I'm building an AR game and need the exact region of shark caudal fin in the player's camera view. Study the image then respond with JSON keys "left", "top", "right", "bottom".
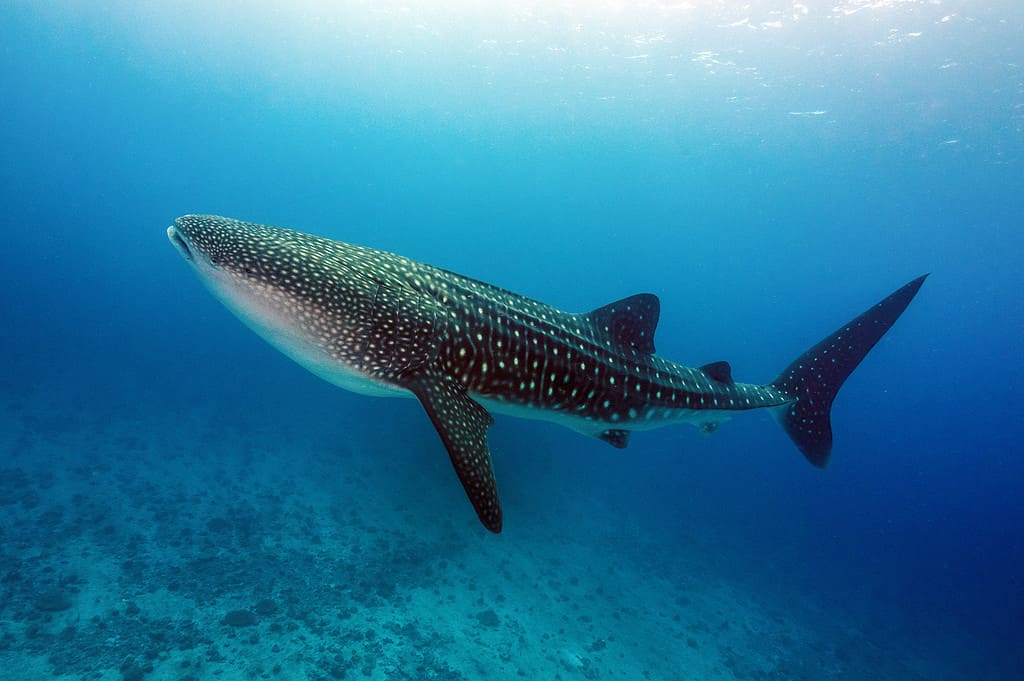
{"left": 771, "top": 275, "right": 928, "bottom": 467}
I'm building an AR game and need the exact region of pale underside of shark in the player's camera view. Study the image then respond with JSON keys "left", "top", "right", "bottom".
{"left": 168, "top": 215, "right": 926, "bottom": 533}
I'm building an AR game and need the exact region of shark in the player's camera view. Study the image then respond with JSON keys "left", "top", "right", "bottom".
{"left": 168, "top": 214, "right": 926, "bottom": 533}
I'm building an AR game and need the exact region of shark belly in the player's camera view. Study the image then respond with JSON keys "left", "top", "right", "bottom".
{"left": 473, "top": 392, "right": 735, "bottom": 437}
{"left": 191, "top": 250, "right": 409, "bottom": 398}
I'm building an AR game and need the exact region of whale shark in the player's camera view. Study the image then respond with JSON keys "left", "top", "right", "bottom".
{"left": 168, "top": 214, "right": 926, "bottom": 532}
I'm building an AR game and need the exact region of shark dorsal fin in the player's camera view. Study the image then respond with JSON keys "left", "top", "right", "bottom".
{"left": 588, "top": 293, "right": 660, "bottom": 355}
{"left": 700, "top": 361, "right": 734, "bottom": 384}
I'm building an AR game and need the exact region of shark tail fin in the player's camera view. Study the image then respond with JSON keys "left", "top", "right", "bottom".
{"left": 770, "top": 275, "right": 928, "bottom": 467}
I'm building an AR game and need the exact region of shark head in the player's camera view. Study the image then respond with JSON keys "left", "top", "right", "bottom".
{"left": 167, "top": 214, "right": 303, "bottom": 321}
{"left": 167, "top": 214, "right": 321, "bottom": 361}
{"left": 167, "top": 214, "right": 403, "bottom": 396}
{"left": 168, "top": 214, "right": 285, "bottom": 281}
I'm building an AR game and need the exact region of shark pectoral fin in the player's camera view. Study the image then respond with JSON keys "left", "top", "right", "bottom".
{"left": 404, "top": 370, "right": 502, "bottom": 533}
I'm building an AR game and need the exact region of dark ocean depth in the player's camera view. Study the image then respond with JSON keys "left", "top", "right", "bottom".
{"left": 1, "top": 2, "right": 1021, "bottom": 680}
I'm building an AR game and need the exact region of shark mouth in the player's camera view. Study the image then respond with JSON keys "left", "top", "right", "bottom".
{"left": 167, "top": 226, "right": 193, "bottom": 262}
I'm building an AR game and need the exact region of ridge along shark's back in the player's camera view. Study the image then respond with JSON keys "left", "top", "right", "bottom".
{"left": 168, "top": 215, "right": 927, "bottom": 533}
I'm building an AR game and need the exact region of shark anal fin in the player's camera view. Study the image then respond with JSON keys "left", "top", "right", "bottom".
{"left": 698, "top": 421, "right": 720, "bottom": 434}
{"left": 404, "top": 370, "right": 502, "bottom": 533}
{"left": 587, "top": 293, "right": 660, "bottom": 355}
{"left": 598, "top": 429, "right": 631, "bottom": 448}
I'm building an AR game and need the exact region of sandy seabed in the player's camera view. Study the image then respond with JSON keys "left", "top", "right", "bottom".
{"left": 0, "top": 381, "right": 991, "bottom": 681}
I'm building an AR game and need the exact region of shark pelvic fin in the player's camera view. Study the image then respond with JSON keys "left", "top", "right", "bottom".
{"left": 587, "top": 293, "right": 660, "bottom": 355}
{"left": 404, "top": 369, "right": 502, "bottom": 533}
{"left": 597, "top": 428, "right": 631, "bottom": 449}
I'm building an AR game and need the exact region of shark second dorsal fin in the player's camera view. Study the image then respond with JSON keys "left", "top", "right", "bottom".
{"left": 587, "top": 293, "right": 660, "bottom": 355}
{"left": 403, "top": 368, "right": 502, "bottom": 533}
{"left": 700, "top": 361, "right": 734, "bottom": 384}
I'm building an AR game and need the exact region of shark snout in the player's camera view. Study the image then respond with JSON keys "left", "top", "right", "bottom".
{"left": 167, "top": 225, "right": 194, "bottom": 262}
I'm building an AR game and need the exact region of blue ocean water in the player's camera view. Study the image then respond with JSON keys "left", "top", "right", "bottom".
{"left": 1, "top": 2, "right": 1021, "bottom": 679}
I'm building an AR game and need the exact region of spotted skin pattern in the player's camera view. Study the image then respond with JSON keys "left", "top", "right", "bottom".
{"left": 168, "top": 215, "right": 926, "bottom": 533}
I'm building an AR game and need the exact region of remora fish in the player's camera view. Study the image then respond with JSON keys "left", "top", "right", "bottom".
{"left": 168, "top": 215, "right": 926, "bottom": 532}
